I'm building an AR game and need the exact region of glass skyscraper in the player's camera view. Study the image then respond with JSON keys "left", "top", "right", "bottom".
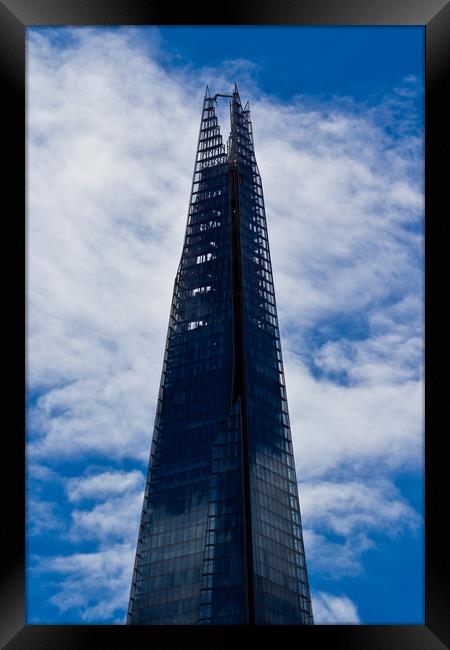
{"left": 127, "top": 86, "right": 313, "bottom": 625}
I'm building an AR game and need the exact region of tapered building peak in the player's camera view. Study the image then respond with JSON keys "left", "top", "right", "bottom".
{"left": 194, "top": 90, "right": 226, "bottom": 173}
{"left": 127, "top": 87, "right": 313, "bottom": 625}
{"left": 223, "top": 87, "right": 254, "bottom": 168}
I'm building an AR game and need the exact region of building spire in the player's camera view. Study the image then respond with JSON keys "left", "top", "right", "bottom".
{"left": 228, "top": 84, "right": 241, "bottom": 165}
{"left": 227, "top": 84, "right": 256, "bottom": 166}
{"left": 127, "top": 87, "right": 314, "bottom": 626}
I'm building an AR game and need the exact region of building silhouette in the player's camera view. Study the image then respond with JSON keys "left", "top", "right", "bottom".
{"left": 127, "top": 85, "right": 313, "bottom": 625}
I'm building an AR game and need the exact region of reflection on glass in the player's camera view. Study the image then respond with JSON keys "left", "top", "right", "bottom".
{"left": 127, "top": 87, "right": 313, "bottom": 625}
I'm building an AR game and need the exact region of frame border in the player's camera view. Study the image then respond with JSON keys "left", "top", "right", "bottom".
{"left": 2, "top": 1, "right": 449, "bottom": 648}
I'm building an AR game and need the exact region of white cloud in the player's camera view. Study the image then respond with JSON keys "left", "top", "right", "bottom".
{"left": 312, "top": 330, "right": 423, "bottom": 386}
{"left": 65, "top": 469, "right": 145, "bottom": 545}
{"left": 303, "top": 528, "right": 374, "bottom": 579}
{"left": 285, "top": 354, "right": 423, "bottom": 480}
{"left": 252, "top": 92, "right": 423, "bottom": 338}
{"left": 27, "top": 498, "right": 65, "bottom": 537}
{"left": 299, "top": 479, "right": 420, "bottom": 579}
{"left": 312, "top": 591, "right": 360, "bottom": 624}
{"left": 32, "top": 466, "right": 145, "bottom": 621}
{"left": 35, "top": 544, "right": 134, "bottom": 622}
{"left": 27, "top": 462, "right": 59, "bottom": 482}
{"left": 66, "top": 469, "right": 144, "bottom": 502}
{"left": 69, "top": 489, "right": 144, "bottom": 545}
{"left": 27, "top": 27, "right": 202, "bottom": 462}
{"left": 300, "top": 479, "right": 420, "bottom": 538}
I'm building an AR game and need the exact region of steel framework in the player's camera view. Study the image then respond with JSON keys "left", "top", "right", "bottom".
{"left": 127, "top": 86, "right": 313, "bottom": 625}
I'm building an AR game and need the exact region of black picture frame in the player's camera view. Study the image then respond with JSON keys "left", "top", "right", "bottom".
{"left": 2, "top": 1, "right": 449, "bottom": 648}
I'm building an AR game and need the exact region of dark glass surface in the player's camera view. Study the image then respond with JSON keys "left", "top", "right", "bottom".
{"left": 229, "top": 94, "right": 313, "bottom": 624}
{"left": 128, "top": 87, "right": 313, "bottom": 625}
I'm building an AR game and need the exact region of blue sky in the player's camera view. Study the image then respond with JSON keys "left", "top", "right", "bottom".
{"left": 156, "top": 26, "right": 423, "bottom": 101}
{"left": 26, "top": 26, "right": 424, "bottom": 625}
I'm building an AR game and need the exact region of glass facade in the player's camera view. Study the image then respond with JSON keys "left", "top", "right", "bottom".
{"left": 127, "top": 86, "right": 313, "bottom": 625}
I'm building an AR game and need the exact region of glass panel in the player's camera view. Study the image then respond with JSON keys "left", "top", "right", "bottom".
{"left": 127, "top": 88, "right": 313, "bottom": 625}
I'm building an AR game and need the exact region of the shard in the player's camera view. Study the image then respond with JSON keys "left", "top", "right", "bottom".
{"left": 127, "top": 85, "right": 314, "bottom": 625}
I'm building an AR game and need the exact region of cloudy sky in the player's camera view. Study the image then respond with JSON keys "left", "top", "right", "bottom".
{"left": 26, "top": 26, "right": 424, "bottom": 625}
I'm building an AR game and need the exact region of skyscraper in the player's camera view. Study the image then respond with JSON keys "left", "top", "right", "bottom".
{"left": 127, "top": 85, "right": 313, "bottom": 625}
